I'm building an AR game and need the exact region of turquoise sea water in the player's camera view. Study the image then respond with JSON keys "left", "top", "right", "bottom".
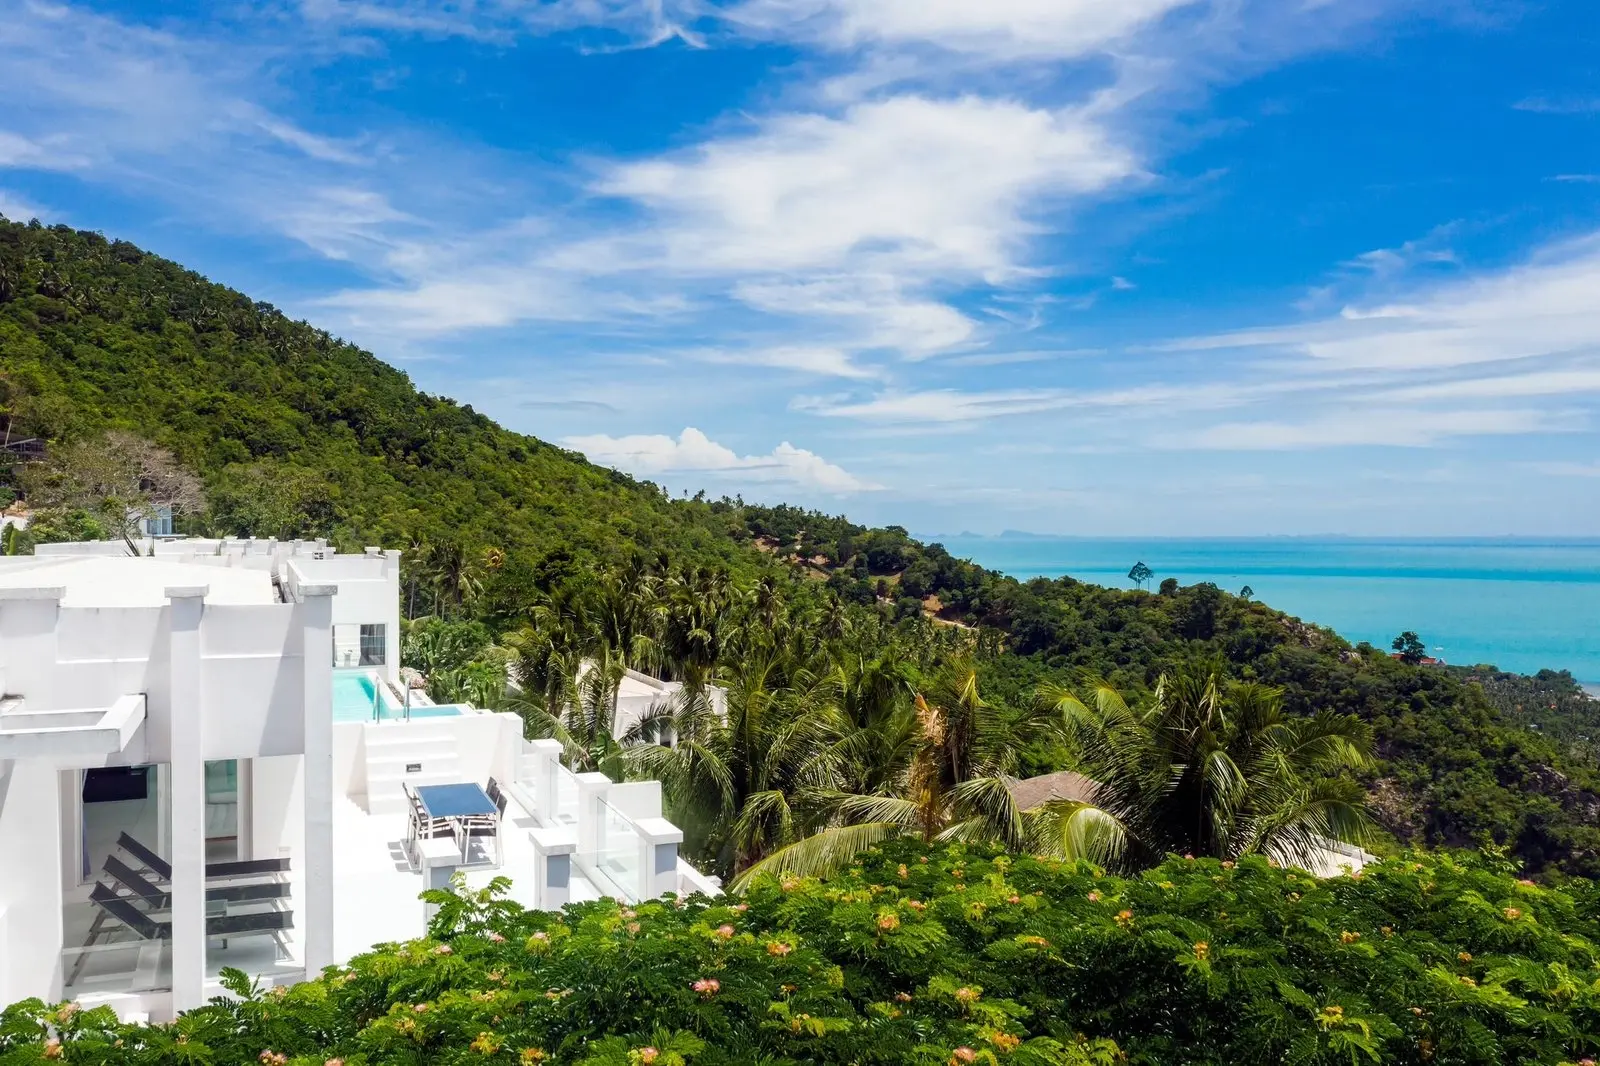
{"left": 930, "top": 537, "right": 1600, "bottom": 687}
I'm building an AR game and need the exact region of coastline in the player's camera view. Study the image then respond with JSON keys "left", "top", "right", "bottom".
{"left": 933, "top": 535, "right": 1600, "bottom": 686}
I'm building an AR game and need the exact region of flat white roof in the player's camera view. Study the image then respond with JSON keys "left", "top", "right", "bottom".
{"left": 0, "top": 556, "right": 276, "bottom": 607}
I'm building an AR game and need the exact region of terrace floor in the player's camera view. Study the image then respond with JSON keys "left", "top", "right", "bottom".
{"left": 331, "top": 788, "right": 606, "bottom": 963}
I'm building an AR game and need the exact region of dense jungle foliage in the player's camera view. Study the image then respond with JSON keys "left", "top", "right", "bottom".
{"left": 4, "top": 843, "right": 1598, "bottom": 1065}
{"left": 2, "top": 217, "right": 1598, "bottom": 881}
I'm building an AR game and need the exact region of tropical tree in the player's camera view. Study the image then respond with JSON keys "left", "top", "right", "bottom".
{"left": 1034, "top": 671, "right": 1375, "bottom": 871}
{"left": 423, "top": 539, "right": 483, "bottom": 618}
{"left": 1127, "top": 561, "right": 1153, "bottom": 590}
{"left": 518, "top": 649, "right": 631, "bottom": 780}
{"left": 728, "top": 664, "right": 1053, "bottom": 886}
{"left": 20, "top": 430, "right": 204, "bottom": 554}
{"left": 1392, "top": 631, "right": 1427, "bottom": 665}
{"left": 628, "top": 646, "right": 847, "bottom": 876}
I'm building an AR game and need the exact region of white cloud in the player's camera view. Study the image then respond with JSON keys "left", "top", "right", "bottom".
{"left": 732, "top": 277, "right": 977, "bottom": 357}
{"left": 296, "top": 0, "right": 702, "bottom": 44}
{"left": 1189, "top": 409, "right": 1561, "bottom": 450}
{"left": 725, "top": 0, "right": 1193, "bottom": 61}
{"left": 1528, "top": 460, "right": 1600, "bottom": 478}
{"left": 0, "top": 129, "right": 88, "bottom": 170}
{"left": 1172, "top": 231, "right": 1600, "bottom": 372}
{"left": 1513, "top": 96, "right": 1600, "bottom": 115}
{"left": 600, "top": 96, "right": 1137, "bottom": 281}
{"left": 0, "top": 188, "right": 52, "bottom": 222}
{"left": 1379, "top": 367, "right": 1600, "bottom": 402}
{"left": 693, "top": 345, "right": 880, "bottom": 379}
{"left": 565, "top": 427, "right": 879, "bottom": 492}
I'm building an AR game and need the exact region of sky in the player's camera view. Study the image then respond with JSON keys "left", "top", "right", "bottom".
{"left": 2, "top": 0, "right": 1598, "bottom": 537}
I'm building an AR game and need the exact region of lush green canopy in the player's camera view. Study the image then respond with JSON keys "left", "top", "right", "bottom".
{"left": 5, "top": 844, "right": 1596, "bottom": 1065}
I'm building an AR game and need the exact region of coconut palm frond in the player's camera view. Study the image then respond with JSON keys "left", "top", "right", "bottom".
{"left": 730, "top": 822, "right": 908, "bottom": 890}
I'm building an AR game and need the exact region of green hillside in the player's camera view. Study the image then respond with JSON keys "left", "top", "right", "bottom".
{"left": 0, "top": 219, "right": 762, "bottom": 577}
{"left": 2, "top": 216, "right": 1597, "bottom": 878}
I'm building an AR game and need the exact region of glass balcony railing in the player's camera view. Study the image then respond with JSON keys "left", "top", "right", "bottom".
{"left": 583, "top": 798, "right": 645, "bottom": 901}
{"left": 552, "top": 765, "right": 580, "bottom": 827}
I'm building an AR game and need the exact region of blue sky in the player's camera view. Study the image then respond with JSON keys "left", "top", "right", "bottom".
{"left": 3, "top": 0, "right": 1598, "bottom": 537}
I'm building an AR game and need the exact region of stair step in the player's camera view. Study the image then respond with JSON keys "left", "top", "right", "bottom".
{"left": 365, "top": 729, "right": 459, "bottom": 749}
{"left": 368, "top": 762, "right": 462, "bottom": 784}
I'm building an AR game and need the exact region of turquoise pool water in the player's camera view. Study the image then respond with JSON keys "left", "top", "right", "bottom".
{"left": 331, "top": 671, "right": 464, "bottom": 723}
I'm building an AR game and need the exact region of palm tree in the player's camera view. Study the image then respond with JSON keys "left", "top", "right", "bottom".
{"left": 1033, "top": 671, "right": 1375, "bottom": 871}
{"left": 729, "top": 664, "right": 1050, "bottom": 887}
{"left": 425, "top": 539, "right": 482, "bottom": 618}
{"left": 627, "top": 646, "right": 847, "bottom": 877}
{"left": 517, "top": 647, "right": 630, "bottom": 781}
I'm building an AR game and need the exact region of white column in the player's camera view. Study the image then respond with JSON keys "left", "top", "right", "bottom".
{"left": 299, "top": 585, "right": 336, "bottom": 976}
{"left": 635, "top": 818, "right": 685, "bottom": 900}
{"left": 165, "top": 585, "right": 207, "bottom": 1013}
{"left": 384, "top": 549, "right": 402, "bottom": 682}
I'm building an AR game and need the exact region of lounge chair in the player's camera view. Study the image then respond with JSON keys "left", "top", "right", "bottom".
{"left": 71, "top": 880, "right": 294, "bottom": 985}
{"left": 102, "top": 855, "right": 290, "bottom": 910}
{"left": 116, "top": 832, "right": 290, "bottom": 883}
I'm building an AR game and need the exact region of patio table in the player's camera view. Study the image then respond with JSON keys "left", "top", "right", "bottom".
{"left": 414, "top": 783, "right": 497, "bottom": 863}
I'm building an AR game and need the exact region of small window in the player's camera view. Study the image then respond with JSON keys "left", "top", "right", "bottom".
{"left": 359, "top": 623, "right": 386, "bottom": 666}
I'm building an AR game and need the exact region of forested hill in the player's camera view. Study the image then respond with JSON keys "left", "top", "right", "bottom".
{"left": 3, "top": 216, "right": 1598, "bottom": 877}
{"left": 0, "top": 218, "right": 764, "bottom": 578}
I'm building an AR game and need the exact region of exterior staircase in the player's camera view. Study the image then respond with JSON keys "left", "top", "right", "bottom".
{"left": 360, "top": 721, "right": 463, "bottom": 815}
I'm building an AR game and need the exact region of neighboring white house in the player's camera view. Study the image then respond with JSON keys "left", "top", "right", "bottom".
{"left": 0, "top": 538, "right": 711, "bottom": 1022}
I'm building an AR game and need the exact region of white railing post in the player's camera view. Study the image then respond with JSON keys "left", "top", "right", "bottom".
{"left": 574, "top": 771, "right": 612, "bottom": 886}
{"left": 529, "top": 828, "right": 576, "bottom": 911}
{"left": 634, "top": 817, "right": 684, "bottom": 900}
{"left": 524, "top": 739, "right": 563, "bottom": 822}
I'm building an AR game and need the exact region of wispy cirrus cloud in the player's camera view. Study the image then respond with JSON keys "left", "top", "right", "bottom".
{"left": 1188, "top": 408, "right": 1561, "bottom": 450}
{"left": 723, "top": 0, "right": 1194, "bottom": 61}
{"left": 565, "top": 427, "right": 879, "bottom": 492}
{"left": 1513, "top": 96, "right": 1600, "bottom": 115}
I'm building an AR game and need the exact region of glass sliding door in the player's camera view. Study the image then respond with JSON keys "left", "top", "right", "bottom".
{"left": 204, "top": 760, "right": 239, "bottom": 863}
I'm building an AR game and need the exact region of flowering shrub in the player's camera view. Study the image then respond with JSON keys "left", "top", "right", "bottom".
{"left": 1, "top": 846, "right": 1596, "bottom": 1064}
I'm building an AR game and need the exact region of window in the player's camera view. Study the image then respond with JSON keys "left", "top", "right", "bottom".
{"left": 359, "top": 623, "right": 386, "bottom": 666}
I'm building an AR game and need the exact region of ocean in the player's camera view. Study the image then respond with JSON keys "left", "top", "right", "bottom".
{"left": 930, "top": 537, "right": 1600, "bottom": 688}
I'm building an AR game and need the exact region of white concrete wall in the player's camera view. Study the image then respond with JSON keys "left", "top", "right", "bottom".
{"left": 292, "top": 552, "right": 401, "bottom": 683}
{"left": 0, "top": 758, "right": 65, "bottom": 1006}
{"left": 609, "top": 780, "right": 663, "bottom": 821}
{"left": 200, "top": 605, "right": 306, "bottom": 760}
{"left": 249, "top": 755, "right": 305, "bottom": 936}
{"left": 332, "top": 722, "right": 366, "bottom": 800}
{"left": 451, "top": 713, "right": 522, "bottom": 787}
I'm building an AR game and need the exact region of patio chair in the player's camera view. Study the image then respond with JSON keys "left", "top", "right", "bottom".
{"left": 404, "top": 782, "right": 456, "bottom": 865}
{"left": 459, "top": 789, "right": 508, "bottom": 866}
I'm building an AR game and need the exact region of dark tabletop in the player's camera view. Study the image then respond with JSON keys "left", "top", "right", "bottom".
{"left": 415, "top": 783, "right": 496, "bottom": 820}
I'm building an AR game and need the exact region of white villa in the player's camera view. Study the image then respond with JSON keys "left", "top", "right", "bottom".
{"left": 0, "top": 538, "right": 712, "bottom": 1022}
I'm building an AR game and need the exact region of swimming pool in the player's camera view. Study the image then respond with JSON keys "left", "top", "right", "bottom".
{"left": 331, "top": 671, "right": 463, "bottom": 723}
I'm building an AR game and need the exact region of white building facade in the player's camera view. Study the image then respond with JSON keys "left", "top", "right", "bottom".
{"left": 0, "top": 538, "right": 710, "bottom": 1021}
